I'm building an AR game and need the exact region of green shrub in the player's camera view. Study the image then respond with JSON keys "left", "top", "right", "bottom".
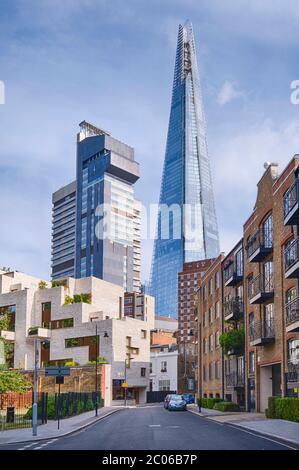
{"left": 266, "top": 396, "right": 276, "bottom": 419}
{"left": 64, "top": 361, "right": 79, "bottom": 367}
{"left": 213, "top": 401, "right": 240, "bottom": 412}
{"left": 38, "top": 281, "right": 47, "bottom": 289}
{"left": 219, "top": 327, "right": 245, "bottom": 356}
{"left": 197, "top": 397, "right": 223, "bottom": 409}
{"left": 272, "top": 397, "right": 299, "bottom": 422}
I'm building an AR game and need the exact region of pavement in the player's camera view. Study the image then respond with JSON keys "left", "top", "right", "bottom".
{"left": 188, "top": 405, "right": 299, "bottom": 446}
{"left": 0, "top": 406, "right": 123, "bottom": 445}
{"left": 0, "top": 404, "right": 297, "bottom": 450}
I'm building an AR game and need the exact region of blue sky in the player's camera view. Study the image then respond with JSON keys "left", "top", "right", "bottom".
{"left": 0, "top": 0, "right": 299, "bottom": 282}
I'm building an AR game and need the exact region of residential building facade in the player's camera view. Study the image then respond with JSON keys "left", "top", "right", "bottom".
{"left": 149, "top": 21, "right": 220, "bottom": 318}
{"left": 177, "top": 259, "right": 214, "bottom": 394}
{"left": 197, "top": 255, "right": 224, "bottom": 399}
{"left": 0, "top": 270, "right": 154, "bottom": 404}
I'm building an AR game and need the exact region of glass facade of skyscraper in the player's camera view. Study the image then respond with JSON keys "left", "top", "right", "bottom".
{"left": 149, "top": 22, "right": 220, "bottom": 317}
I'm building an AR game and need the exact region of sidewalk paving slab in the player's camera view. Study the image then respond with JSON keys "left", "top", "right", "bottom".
{"left": 0, "top": 407, "right": 123, "bottom": 445}
{"left": 187, "top": 405, "right": 299, "bottom": 447}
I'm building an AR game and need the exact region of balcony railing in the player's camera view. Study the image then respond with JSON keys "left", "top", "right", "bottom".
{"left": 285, "top": 297, "right": 299, "bottom": 332}
{"left": 284, "top": 179, "right": 299, "bottom": 225}
{"left": 246, "top": 230, "right": 273, "bottom": 263}
{"left": 249, "top": 319, "right": 275, "bottom": 346}
{"left": 248, "top": 274, "right": 274, "bottom": 304}
{"left": 286, "top": 362, "right": 299, "bottom": 383}
{"left": 223, "top": 297, "right": 243, "bottom": 321}
{"left": 225, "top": 371, "right": 245, "bottom": 388}
{"left": 223, "top": 263, "right": 243, "bottom": 287}
{"left": 284, "top": 238, "right": 299, "bottom": 278}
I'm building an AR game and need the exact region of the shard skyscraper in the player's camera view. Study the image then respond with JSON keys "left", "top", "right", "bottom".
{"left": 149, "top": 21, "right": 220, "bottom": 317}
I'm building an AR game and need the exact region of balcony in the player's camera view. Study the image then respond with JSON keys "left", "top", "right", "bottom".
{"left": 225, "top": 371, "right": 245, "bottom": 389}
{"left": 249, "top": 319, "right": 275, "bottom": 346}
{"left": 248, "top": 274, "right": 274, "bottom": 304}
{"left": 0, "top": 330, "right": 15, "bottom": 342}
{"left": 284, "top": 238, "right": 299, "bottom": 279}
{"left": 223, "top": 263, "right": 243, "bottom": 287}
{"left": 246, "top": 230, "right": 273, "bottom": 263}
{"left": 27, "top": 326, "right": 51, "bottom": 340}
{"left": 286, "top": 362, "right": 299, "bottom": 384}
{"left": 284, "top": 180, "right": 299, "bottom": 226}
{"left": 223, "top": 297, "right": 243, "bottom": 322}
{"left": 285, "top": 297, "right": 299, "bottom": 332}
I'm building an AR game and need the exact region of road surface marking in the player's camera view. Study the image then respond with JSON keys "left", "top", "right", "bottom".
{"left": 149, "top": 424, "right": 161, "bottom": 427}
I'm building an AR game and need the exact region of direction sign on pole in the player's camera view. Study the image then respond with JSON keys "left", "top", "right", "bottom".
{"left": 44, "top": 367, "right": 71, "bottom": 377}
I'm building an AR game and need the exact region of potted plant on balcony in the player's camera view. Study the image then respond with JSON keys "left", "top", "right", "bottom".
{"left": 219, "top": 327, "right": 245, "bottom": 356}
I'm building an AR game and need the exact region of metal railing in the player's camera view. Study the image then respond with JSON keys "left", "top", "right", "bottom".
{"left": 285, "top": 297, "right": 299, "bottom": 326}
{"left": 287, "top": 362, "right": 299, "bottom": 383}
{"left": 246, "top": 229, "right": 272, "bottom": 258}
{"left": 284, "top": 180, "right": 299, "bottom": 219}
{"left": 285, "top": 238, "right": 299, "bottom": 272}
{"left": 248, "top": 273, "right": 274, "bottom": 301}
{"left": 0, "top": 392, "right": 47, "bottom": 431}
{"left": 225, "top": 371, "right": 245, "bottom": 388}
{"left": 249, "top": 319, "right": 275, "bottom": 343}
{"left": 223, "top": 297, "right": 243, "bottom": 319}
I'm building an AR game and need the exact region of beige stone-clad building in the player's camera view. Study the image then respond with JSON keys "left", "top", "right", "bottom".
{"left": 0, "top": 271, "right": 154, "bottom": 404}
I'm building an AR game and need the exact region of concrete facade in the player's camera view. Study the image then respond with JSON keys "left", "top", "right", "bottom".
{"left": 0, "top": 271, "right": 155, "bottom": 404}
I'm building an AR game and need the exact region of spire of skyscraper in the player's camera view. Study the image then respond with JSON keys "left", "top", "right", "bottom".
{"left": 149, "top": 22, "right": 220, "bottom": 317}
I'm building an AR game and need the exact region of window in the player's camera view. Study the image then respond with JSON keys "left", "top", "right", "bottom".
{"left": 263, "top": 261, "right": 274, "bottom": 291}
{"left": 249, "top": 351, "right": 255, "bottom": 374}
{"left": 203, "top": 365, "right": 206, "bottom": 382}
{"left": 264, "top": 303, "right": 274, "bottom": 331}
{"left": 209, "top": 307, "right": 213, "bottom": 323}
{"left": 203, "top": 312, "right": 207, "bottom": 327}
{"left": 215, "top": 301, "right": 220, "bottom": 319}
{"left": 141, "top": 329, "right": 147, "bottom": 339}
{"left": 209, "top": 334, "right": 214, "bottom": 352}
{"left": 161, "top": 361, "right": 167, "bottom": 373}
{"left": 203, "top": 338, "right": 207, "bottom": 354}
{"left": 150, "top": 362, "right": 153, "bottom": 374}
{"left": 215, "top": 361, "right": 220, "bottom": 380}
{"left": 287, "top": 339, "right": 299, "bottom": 363}
{"left": 159, "top": 380, "right": 170, "bottom": 391}
{"left": 209, "top": 278, "right": 213, "bottom": 295}
{"left": 215, "top": 331, "right": 220, "bottom": 348}
{"left": 209, "top": 363, "right": 213, "bottom": 381}
{"left": 286, "top": 287, "right": 296, "bottom": 304}
{"left": 262, "top": 213, "right": 273, "bottom": 248}
{"left": 203, "top": 286, "right": 206, "bottom": 301}
{"left": 215, "top": 271, "right": 220, "bottom": 289}
{"left": 141, "top": 367, "right": 146, "bottom": 377}
{"left": 235, "top": 249, "right": 243, "bottom": 277}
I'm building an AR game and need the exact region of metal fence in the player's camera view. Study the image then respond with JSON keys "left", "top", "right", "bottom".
{"left": 0, "top": 391, "right": 48, "bottom": 431}
{"left": 53, "top": 392, "right": 102, "bottom": 420}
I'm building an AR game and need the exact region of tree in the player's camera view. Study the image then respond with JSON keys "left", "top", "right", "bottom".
{"left": 0, "top": 369, "right": 31, "bottom": 393}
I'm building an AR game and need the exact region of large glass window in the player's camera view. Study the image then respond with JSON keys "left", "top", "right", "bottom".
{"left": 262, "top": 214, "right": 273, "bottom": 248}
{"left": 263, "top": 261, "right": 273, "bottom": 291}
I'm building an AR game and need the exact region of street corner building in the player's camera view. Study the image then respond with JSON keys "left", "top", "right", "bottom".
{"left": 149, "top": 21, "right": 220, "bottom": 318}
{"left": 195, "top": 157, "right": 299, "bottom": 412}
{"left": 0, "top": 270, "right": 155, "bottom": 405}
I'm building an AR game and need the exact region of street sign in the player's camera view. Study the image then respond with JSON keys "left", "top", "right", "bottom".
{"left": 121, "top": 382, "right": 129, "bottom": 388}
{"left": 44, "top": 367, "right": 71, "bottom": 377}
{"left": 56, "top": 376, "right": 64, "bottom": 385}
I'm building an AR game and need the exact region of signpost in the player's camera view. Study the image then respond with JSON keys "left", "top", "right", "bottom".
{"left": 44, "top": 367, "right": 70, "bottom": 429}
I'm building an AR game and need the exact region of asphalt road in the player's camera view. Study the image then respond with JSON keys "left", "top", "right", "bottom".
{"left": 0, "top": 405, "right": 297, "bottom": 451}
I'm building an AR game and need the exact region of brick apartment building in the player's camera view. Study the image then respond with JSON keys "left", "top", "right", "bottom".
{"left": 196, "top": 255, "right": 224, "bottom": 399}
{"left": 195, "top": 156, "right": 299, "bottom": 412}
{"left": 178, "top": 260, "right": 214, "bottom": 394}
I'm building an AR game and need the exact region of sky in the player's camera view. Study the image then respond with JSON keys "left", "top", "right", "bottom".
{"left": 0, "top": 0, "right": 299, "bottom": 282}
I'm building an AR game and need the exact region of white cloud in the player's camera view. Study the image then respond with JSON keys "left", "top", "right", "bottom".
{"left": 217, "top": 81, "right": 244, "bottom": 106}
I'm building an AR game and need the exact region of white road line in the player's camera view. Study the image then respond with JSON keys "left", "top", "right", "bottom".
{"left": 226, "top": 424, "right": 297, "bottom": 450}
{"left": 149, "top": 424, "right": 161, "bottom": 427}
{"left": 18, "top": 442, "right": 36, "bottom": 450}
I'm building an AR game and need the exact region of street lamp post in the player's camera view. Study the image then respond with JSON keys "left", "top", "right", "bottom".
{"left": 32, "top": 339, "right": 38, "bottom": 436}
{"left": 93, "top": 322, "right": 109, "bottom": 417}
